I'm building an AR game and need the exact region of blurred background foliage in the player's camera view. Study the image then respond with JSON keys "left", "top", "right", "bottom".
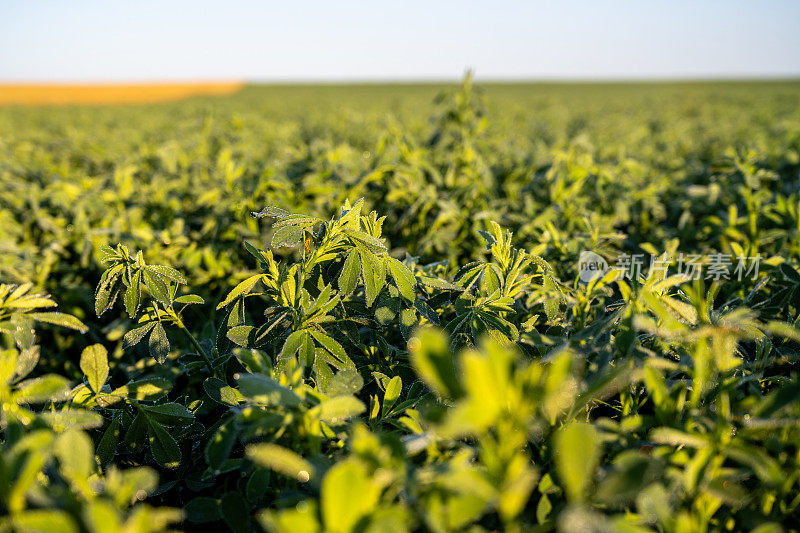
{"left": 1, "top": 79, "right": 800, "bottom": 532}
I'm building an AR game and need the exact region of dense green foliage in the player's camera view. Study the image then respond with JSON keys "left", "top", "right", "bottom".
{"left": 1, "top": 78, "right": 800, "bottom": 532}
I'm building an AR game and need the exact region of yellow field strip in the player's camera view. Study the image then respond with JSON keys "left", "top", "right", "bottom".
{"left": 0, "top": 82, "right": 245, "bottom": 106}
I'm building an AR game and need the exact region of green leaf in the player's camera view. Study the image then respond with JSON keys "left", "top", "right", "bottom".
{"left": 278, "top": 330, "right": 307, "bottom": 361}
{"left": 14, "top": 374, "right": 71, "bottom": 404}
{"left": 204, "top": 377, "right": 243, "bottom": 406}
{"left": 315, "top": 396, "right": 366, "bottom": 423}
{"left": 322, "top": 459, "right": 380, "bottom": 533}
{"left": 143, "top": 269, "right": 171, "bottom": 305}
{"left": 272, "top": 225, "right": 304, "bottom": 248}
{"left": 124, "top": 412, "right": 149, "bottom": 452}
{"left": 246, "top": 468, "right": 271, "bottom": 503}
{"left": 124, "top": 270, "right": 141, "bottom": 317}
{"left": 206, "top": 419, "right": 240, "bottom": 472}
{"left": 80, "top": 344, "right": 108, "bottom": 394}
{"left": 382, "top": 375, "right": 402, "bottom": 416}
{"left": 418, "top": 276, "right": 459, "bottom": 291}
{"left": 400, "top": 307, "right": 419, "bottom": 338}
{"left": 184, "top": 497, "right": 222, "bottom": 523}
{"left": 778, "top": 263, "right": 800, "bottom": 282}
{"left": 409, "top": 328, "right": 462, "bottom": 398}
{"left": 148, "top": 322, "right": 170, "bottom": 364}
{"left": 40, "top": 409, "right": 103, "bottom": 431}
{"left": 543, "top": 275, "right": 560, "bottom": 321}
{"left": 236, "top": 373, "right": 301, "bottom": 408}
{"left": 536, "top": 493, "right": 552, "bottom": 524}
{"left": 314, "top": 357, "right": 334, "bottom": 392}
{"left": 375, "top": 299, "right": 397, "bottom": 325}
{"left": 724, "top": 443, "right": 783, "bottom": 485}
{"left": 221, "top": 491, "right": 251, "bottom": 533}
{"left": 309, "top": 330, "right": 354, "bottom": 370}
{"left": 95, "top": 268, "right": 121, "bottom": 316}
{"left": 764, "top": 320, "right": 800, "bottom": 343}
{"left": 243, "top": 239, "right": 267, "bottom": 260}
{"left": 94, "top": 284, "right": 118, "bottom": 317}
{"left": 12, "top": 345, "right": 40, "bottom": 382}
{"left": 594, "top": 452, "right": 659, "bottom": 505}
{"left": 217, "top": 274, "right": 262, "bottom": 309}
{"left": 555, "top": 422, "right": 601, "bottom": 503}
{"left": 13, "top": 510, "right": 78, "bottom": 533}
{"left": 5, "top": 296, "right": 56, "bottom": 309}
{"left": 54, "top": 429, "right": 93, "bottom": 480}
{"left": 147, "top": 418, "right": 181, "bottom": 469}
{"left": 104, "top": 377, "right": 172, "bottom": 406}
{"left": 338, "top": 249, "right": 361, "bottom": 296}
{"left": 482, "top": 264, "right": 502, "bottom": 294}
{"left": 26, "top": 312, "right": 88, "bottom": 332}
{"left": 147, "top": 264, "right": 187, "bottom": 285}
{"left": 246, "top": 443, "right": 314, "bottom": 482}
{"left": 327, "top": 369, "right": 364, "bottom": 397}
{"left": 359, "top": 248, "right": 385, "bottom": 307}
{"left": 258, "top": 503, "right": 321, "bottom": 533}
{"left": 108, "top": 467, "right": 159, "bottom": 507}
{"left": 387, "top": 257, "right": 416, "bottom": 302}
{"left": 96, "top": 414, "right": 121, "bottom": 469}
{"left": 174, "top": 294, "right": 204, "bottom": 304}
{"left": 272, "top": 213, "right": 321, "bottom": 228}
{"left": 346, "top": 230, "right": 387, "bottom": 253}
{"left": 339, "top": 198, "right": 364, "bottom": 226}
{"left": 649, "top": 427, "right": 708, "bottom": 449}
{"left": 252, "top": 205, "right": 290, "bottom": 219}
{"left": 141, "top": 403, "right": 194, "bottom": 425}
{"left": 82, "top": 500, "right": 122, "bottom": 533}
{"left": 227, "top": 325, "right": 255, "bottom": 347}
{"left": 122, "top": 322, "right": 156, "bottom": 349}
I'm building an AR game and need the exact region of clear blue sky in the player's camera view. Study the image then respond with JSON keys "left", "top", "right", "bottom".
{"left": 1, "top": 0, "right": 799, "bottom": 82}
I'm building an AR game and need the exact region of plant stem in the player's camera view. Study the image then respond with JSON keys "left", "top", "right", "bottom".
{"left": 172, "top": 311, "right": 217, "bottom": 377}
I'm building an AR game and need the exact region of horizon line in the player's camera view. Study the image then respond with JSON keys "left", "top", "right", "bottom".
{"left": 2, "top": 75, "right": 800, "bottom": 86}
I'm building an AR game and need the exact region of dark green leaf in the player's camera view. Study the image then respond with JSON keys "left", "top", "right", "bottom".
{"left": 147, "top": 418, "right": 182, "bottom": 469}
{"left": 141, "top": 403, "right": 194, "bottom": 425}
{"left": 206, "top": 419, "right": 240, "bottom": 472}
{"left": 338, "top": 249, "right": 361, "bottom": 297}
{"left": 122, "top": 322, "right": 156, "bottom": 349}
{"left": 359, "top": 248, "right": 385, "bottom": 307}
{"left": 204, "top": 377, "right": 243, "bottom": 406}
{"left": 143, "top": 269, "right": 171, "bottom": 305}
{"left": 96, "top": 414, "right": 121, "bottom": 469}
{"left": 124, "top": 270, "right": 141, "bottom": 317}
{"left": 271, "top": 225, "right": 304, "bottom": 248}
{"left": 220, "top": 491, "right": 251, "bottom": 533}
{"left": 236, "top": 373, "right": 301, "bottom": 408}
{"left": 148, "top": 322, "right": 169, "bottom": 364}
{"left": 246, "top": 468, "right": 271, "bottom": 503}
{"left": 387, "top": 257, "right": 416, "bottom": 302}
{"left": 184, "top": 497, "right": 222, "bottom": 523}
{"left": 147, "top": 265, "right": 187, "bottom": 285}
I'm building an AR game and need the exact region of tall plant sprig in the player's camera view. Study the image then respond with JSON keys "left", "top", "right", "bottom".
{"left": 218, "top": 199, "right": 420, "bottom": 385}
{"left": 449, "top": 221, "right": 554, "bottom": 344}
{"left": 94, "top": 244, "right": 211, "bottom": 373}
